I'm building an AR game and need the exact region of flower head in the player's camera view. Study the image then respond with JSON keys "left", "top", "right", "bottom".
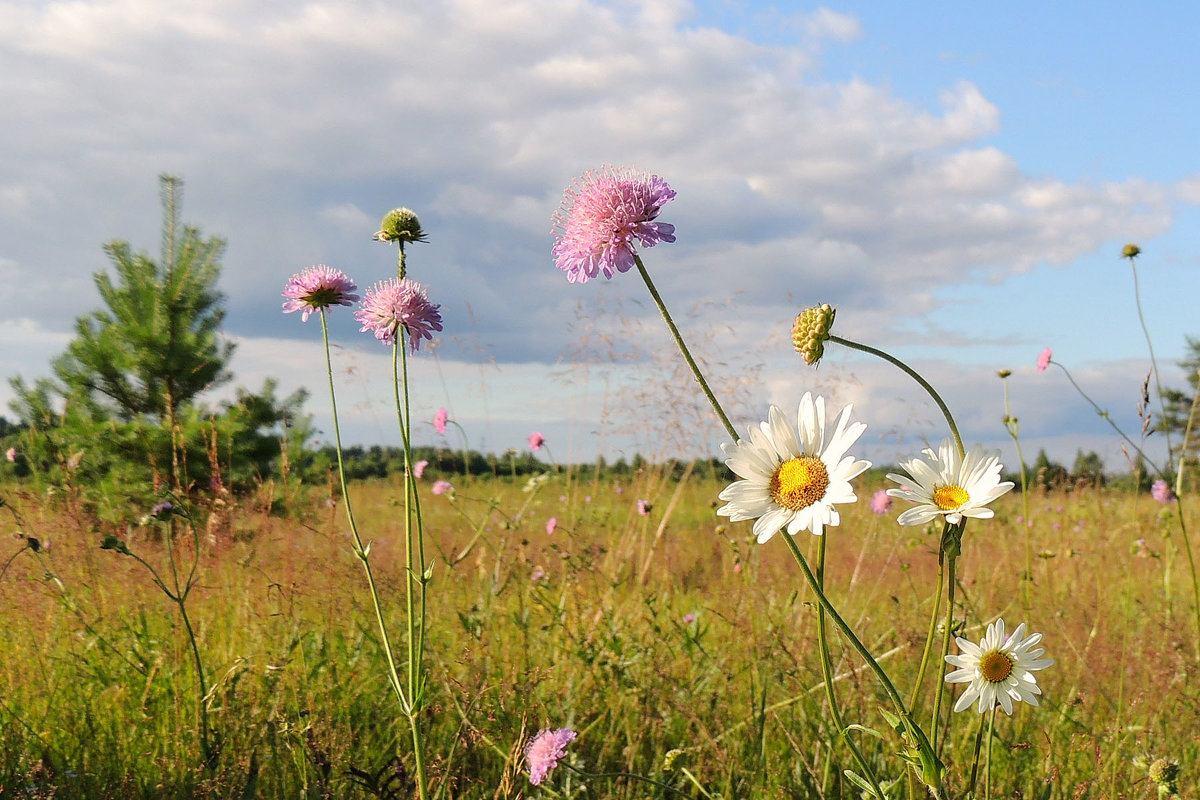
{"left": 525, "top": 727, "right": 577, "bottom": 785}
{"left": 5, "top": 447, "right": 15, "bottom": 463}
{"left": 551, "top": 166, "right": 676, "bottom": 284}
{"left": 717, "top": 393, "right": 871, "bottom": 542}
{"left": 373, "top": 207, "right": 428, "bottom": 244}
{"left": 411, "top": 460, "right": 428, "bottom": 479}
{"left": 433, "top": 408, "right": 448, "bottom": 434}
{"left": 637, "top": 499, "right": 652, "bottom": 516}
{"left": 871, "top": 489, "right": 892, "bottom": 514}
{"left": 432, "top": 480, "right": 453, "bottom": 496}
{"left": 1123, "top": 242, "right": 1141, "bottom": 260}
{"left": 282, "top": 265, "right": 360, "bottom": 321}
{"left": 1151, "top": 479, "right": 1174, "bottom": 503}
{"left": 1037, "top": 347, "right": 1052, "bottom": 373}
{"left": 528, "top": 432, "right": 545, "bottom": 451}
{"left": 545, "top": 517, "right": 557, "bottom": 535}
{"left": 886, "top": 440, "right": 1014, "bottom": 526}
{"left": 792, "top": 304, "right": 836, "bottom": 366}
{"left": 944, "top": 618, "right": 1053, "bottom": 714}
{"left": 355, "top": 278, "right": 443, "bottom": 351}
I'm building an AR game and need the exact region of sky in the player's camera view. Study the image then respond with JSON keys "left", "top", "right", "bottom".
{"left": 2, "top": 0, "right": 1198, "bottom": 474}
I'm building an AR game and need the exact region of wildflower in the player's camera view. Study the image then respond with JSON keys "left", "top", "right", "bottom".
{"left": 528, "top": 432, "right": 545, "bottom": 451}
{"left": 4, "top": 447, "right": 15, "bottom": 462}
{"left": 355, "top": 278, "right": 443, "bottom": 351}
{"left": 373, "top": 207, "right": 428, "bottom": 244}
{"left": 525, "top": 727, "right": 577, "bottom": 785}
{"left": 66, "top": 451, "right": 84, "bottom": 469}
{"left": 411, "top": 460, "right": 428, "bottom": 479}
{"left": 886, "top": 440, "right": 1014, "bottom": 527}
{"left": 682, "top": 613, "right": 696, "bottom": 624}
{"left": 1146, "top": 756, "right": 1180, "bottom": 794}
{"left": 717, "top": 393, "right": 871, "bottom": 542}
{"left": 531, "top": 568, "right": 546, "bottom": 581}
{"left": 944, "top": 618, "right": 1053, "bottom": 714}
{"left": 637, "top": 499, "right": 652, "bottom": 516}
{"left": 282, "top": 265, "right": 359, "bottom": 321}
{"left": 996, "top": 369, "right": 1012, "bottom": 379}
{"left": 433, "top": 408, "right": 448, "bottom": 434}
{"left": 546, "top": 517, "right": 557, "bottom": 535}
{"left": 551, "top": 165, "right": 676, "bottom": 284}
{"left": 871, "top": 489, "right": 892, "bottom": 514}
{"left": 432, "top": 480, "right": 453, "bottom": 495}
{"left": 1037, "top": 347, "right": 1052, "bottom": 373}
{"left": 1152, "top": 479, "right": 1174, "bottom": 503}
{"left": 151, "top": 501, "right": 174, "bottom": 516}
{"left": 1123, "top": 243, "right": 1142, "bottom": 260}
{"left": 792, "top": 304, "right": 836, "bottom": 366}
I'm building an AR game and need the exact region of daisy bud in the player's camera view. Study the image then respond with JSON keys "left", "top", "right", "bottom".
{"left": 374, "top": 207, "right": 428, "bottom": 244}
{"left": 792, "top": 304, "right": 836, "bottom": 366}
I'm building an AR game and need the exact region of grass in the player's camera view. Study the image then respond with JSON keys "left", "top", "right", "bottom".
{"left": 0, "top": 469, "right": 1196, "bottom": 798}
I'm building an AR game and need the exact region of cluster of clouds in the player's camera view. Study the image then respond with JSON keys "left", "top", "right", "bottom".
{"left": 1, "top": 0, "right": 1194, "bottom": 467}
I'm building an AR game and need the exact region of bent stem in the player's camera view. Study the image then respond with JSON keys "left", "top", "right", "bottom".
{"left": 633, "top": 253, "right": 738, "bottom": 442}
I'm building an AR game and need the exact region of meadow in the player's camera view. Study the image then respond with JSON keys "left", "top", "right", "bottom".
{"left": 0, "top": 465, "right": 1193, "bottom": 799}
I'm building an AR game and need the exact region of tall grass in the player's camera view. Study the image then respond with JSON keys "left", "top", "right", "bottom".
{"left": 0, "top": 472, "right": 1194, "bottom": 798}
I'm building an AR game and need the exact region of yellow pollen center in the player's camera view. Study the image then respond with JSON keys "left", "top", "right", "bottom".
{"left": 933, "top": 484, "right": 969, "bottom": 511}
{"left": 769, "top": 456, "right": 830, "bottom": 512}
{"left": 979, "top": 650, "right": 1014, "bottom": 683}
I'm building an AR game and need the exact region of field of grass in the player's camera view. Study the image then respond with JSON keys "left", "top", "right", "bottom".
{"left": 0, "top": 467, "right": 1196, "bottom": 798}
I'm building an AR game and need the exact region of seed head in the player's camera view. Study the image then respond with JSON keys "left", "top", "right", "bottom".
{"left": 1149, "top": 757, "right": 1180, "bottom": 787}
{"left": 997, "top": 369, "right": 1012, "bottom": 379}
{"left": 792, "top": 304, "right": 836, "bottom": 365}
{"left": 374, "top": 208, "right": 428, "bottom": 244}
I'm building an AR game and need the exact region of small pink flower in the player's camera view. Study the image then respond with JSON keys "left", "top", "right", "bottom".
{"left": 871, "top": 490, "right": 892, "bottom": 514}
{"left": 584, "top": 494, "right": 592, "bottom": 503}
{"left": 355, "top": 277, "right": 443, "bottom": 351}
{"left": 528, "top": 431, "right": 545, "bottom": 451}
{"left": 434, "top": 408, "right": 448, "bottom": 434}
{"left": 525, "top": 728, "right": 577, "bottom": 785}
{"left": 67, "top": 451, "right": 83, "bottom": 469}
{"left": 1152, "top": 479, "right": 1174, "bottom": 503}
{"left": 637, "top": 499, "right": 651, "bottom": 516}
{"left": 432, "top": 480, "right": 453, "bottom": 495}
{"left": 4, "top": 447, "right": 15, "bottom": 463}
{"left": 282, "top": 265, "right": 359, "bottom": 321}
{"left": 682, "top": 613, "right": 696, "bottom": 624}
{"left": 546, "top": 517, "right": 557, "bottom": 535}
{"left": 1037, "top": 347, "right": 1052, "bottom": 373}
{"left": 412, "top": 460, "right": 428, "bottom": 479}
{"left": 531, "top": 568, "right": 546, "bottom": 581}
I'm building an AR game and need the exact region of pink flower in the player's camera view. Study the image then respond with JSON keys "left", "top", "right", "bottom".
{"left": 433, "top": 408, "right": 448, "bottom": 434}
{"left": 528, "top": 431, "right": 545, "bottom": 451}
{"left": 545, "top": 517, "right": 557, "bottom": 535}
{"left": 282, "top": 265, "right": 359, "bottom": 321}
{"left": 871, "top": 489, "right": 892, "bottom": 514}
{"left": 637, "top": 499, "right": 651, "bottom": 516}
{"left": 551, "top": 166, "right": 677, "bottom": 284}
{"left": 412, "top": 460, "right": 428, "bottom": 479}
{"left": 1152, "top": 479, "right": 1174, "bottom": 503}
{"left": 432, "top": 480, "right": 453, "bottom": 495}
{"left": 355, "top": 278, "right": 443, "bottom": 351}
{"left": 682, "top": 613, "right": 696, "bottom": 624}
{"left": 4, "top": 447, "right": 15, "bottom": 463}
{"left": 525, "top": 728, "right": 577, "bottom": 785}
{"left": 531, "top": 568, "right": 546, "bottom": 581}
{"left": 1037, "top": 347, "right": 1052, "bottom": 373}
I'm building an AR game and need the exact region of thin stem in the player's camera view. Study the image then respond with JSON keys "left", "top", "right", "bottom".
{"left": 908, "top": 557, "right": 945, "bottom": 713}
{"left": 1050, "top": 361, "right": 1165, "bottom": 476}
{"left": 1128, "top": 254, "right": 1177, "bottom": 472}
{"left": 815, "top": 534, "right": 886, "bottom": 800}
{"left": 562, "top": 763, "right": 700, "bottom": 799}
{"left": 931, "top": 554, "right": 957, "bottom": 753}
{"left": 829, "top": 335, "right": 963, "bottom": 459}
{"left": 985, "top": 705, "right": 997, "bottom": 800}
{"left": 633, "top": 254, "right": 738, "bottom": 441}
{"left": 966, "top": 709, "right": 986, "bottom": 797}
{"left": 1001, "top": 377, "right": 1033, "bottom": 610}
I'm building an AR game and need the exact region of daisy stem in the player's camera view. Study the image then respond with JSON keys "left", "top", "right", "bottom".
{"left": 907, "top": 554, "right": 944, "bottom": 714}
{"left": 816, "top": 534, "right": 887, "bottom": 800}
{"left": 966, "top": 708, "right": 986, "bottom": 798}
{"left": 781, "top": 533, "right": 944, "bottom": 798}
{"left": 828, "top": 335, "right": 964, "bottom": 459}
{"left": 931, "top": 553, "right": 957, "bottom": 753}
{"left": 985, "top": 705, "right": 996, "bottom": 800}
{"left": 319, "top": 311, "right": 412, "bottom": 774}
{"left": 633, "top": 254, "right": 738, "bottom": 442}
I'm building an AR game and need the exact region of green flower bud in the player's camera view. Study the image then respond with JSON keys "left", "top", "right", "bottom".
{"left": 792, "top": 304, "right": 836, "bottom": 366}
{"left": 374, "top": 208, "right": 428, "bottom": 244}
{"left": 1122, "top": 243, "right": 1141, "bottom": 259}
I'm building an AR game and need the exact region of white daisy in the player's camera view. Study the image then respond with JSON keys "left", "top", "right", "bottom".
{"left": 944, "top": 618, "right": 1053, "bottom": 714}
{"left": 717, "top": 393, "right": 871, "bottom": 542}
{"left": 885, "top": 439, "right": 1014, "bottom": 526}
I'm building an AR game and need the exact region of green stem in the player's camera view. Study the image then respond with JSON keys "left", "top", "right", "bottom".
{"left": 562, "top": 763, "right": 700, "bottom": 798}
{"left": 1129, "top": 254, "right": 1177, "bottom": 471}
{"left": 1050, "top": 361, "right": 1165, "bottom": 476}
{"left": 908, "top": 556, "right": 944, "bottom": 714}
{"left": 633, "top": 254, "right": 738, "bottom": 441}
{"left": 816, "top": 534, "right": 886, "bottom": 800}
{"left": 985, "top": 705, "right": 997, "bottom": 800}
{"left": 966, "top": 708, "right": 986, "bottom": 797}
{"left": 931, "top": 554, "right": 957, "bottom": 753}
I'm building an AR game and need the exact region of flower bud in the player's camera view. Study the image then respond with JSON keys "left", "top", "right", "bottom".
{"left": 373, "top": 208, "right": 428, "bottom": 244}
{"left": 792, "top": 304, "right": 836, "bottom": 365}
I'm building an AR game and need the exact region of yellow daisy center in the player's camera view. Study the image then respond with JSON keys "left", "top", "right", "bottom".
{"left": 769, "top": 456, "right": 830, "bottom": 512}
{"left": 979, "top": 650, "right": 1014, "bottom": 683}
{"left": 933, "top": 484, "right": 969, "bottom": 511}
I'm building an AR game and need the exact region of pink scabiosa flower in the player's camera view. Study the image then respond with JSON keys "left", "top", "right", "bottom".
{"left": 282, "top": 265, "right": 359, "bottom": 321}
{"left": 432, "top": 480, "right": 453, "bottom": 495}
{"left": 433, "top": 408, "right": 448, "bottom": 434}
{"left": 411, "top": 460, "right": 428, "bottom": 479}
{"left": 355, "top": 278, "right": 443, "bottom": 351}
{"left": 871, "top": 489, "right": 892, "bottom": 514}
{"left": 525, "top": 727, "right": 577, "bottom": 785}
{"left": 1037, "top": 347, "right": 1052, "bottom": 373}
{"left": 5, "top": 447, "right": 15, "bottom": 463}
{"left": 546, "top": 517, "right": 557, "bottom": 535}
{"left": 1152, "top": 479, "right": 1174, "bottom": 503}
{"left": 528, "top": 431, "right": 545, "bottom": 451}
{"left": 551, "top": 166, "right": 676, "bottom": 284}
{"left": 637, "top": 499, "right": 652, "bottom": 516}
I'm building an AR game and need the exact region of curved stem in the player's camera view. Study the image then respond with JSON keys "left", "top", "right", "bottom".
{"left": 1129, "top": 255, "right": 1176, "bottom": 472}
{"left": 931, "top": 554, "right": 956, "bottom": 753}
{"left": 1051, "top": 361, "right": 1164, "bottom": 476}
{"left": 633, "top": 254, "right": 738, "bottom": 441}
{"left": 829, "top": 335, "right": 963, "bottom": 459}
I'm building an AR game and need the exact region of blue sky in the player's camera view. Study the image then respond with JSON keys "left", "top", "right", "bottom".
{"left": 1, "top": 0, "right": 1197, "bottom": 472}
